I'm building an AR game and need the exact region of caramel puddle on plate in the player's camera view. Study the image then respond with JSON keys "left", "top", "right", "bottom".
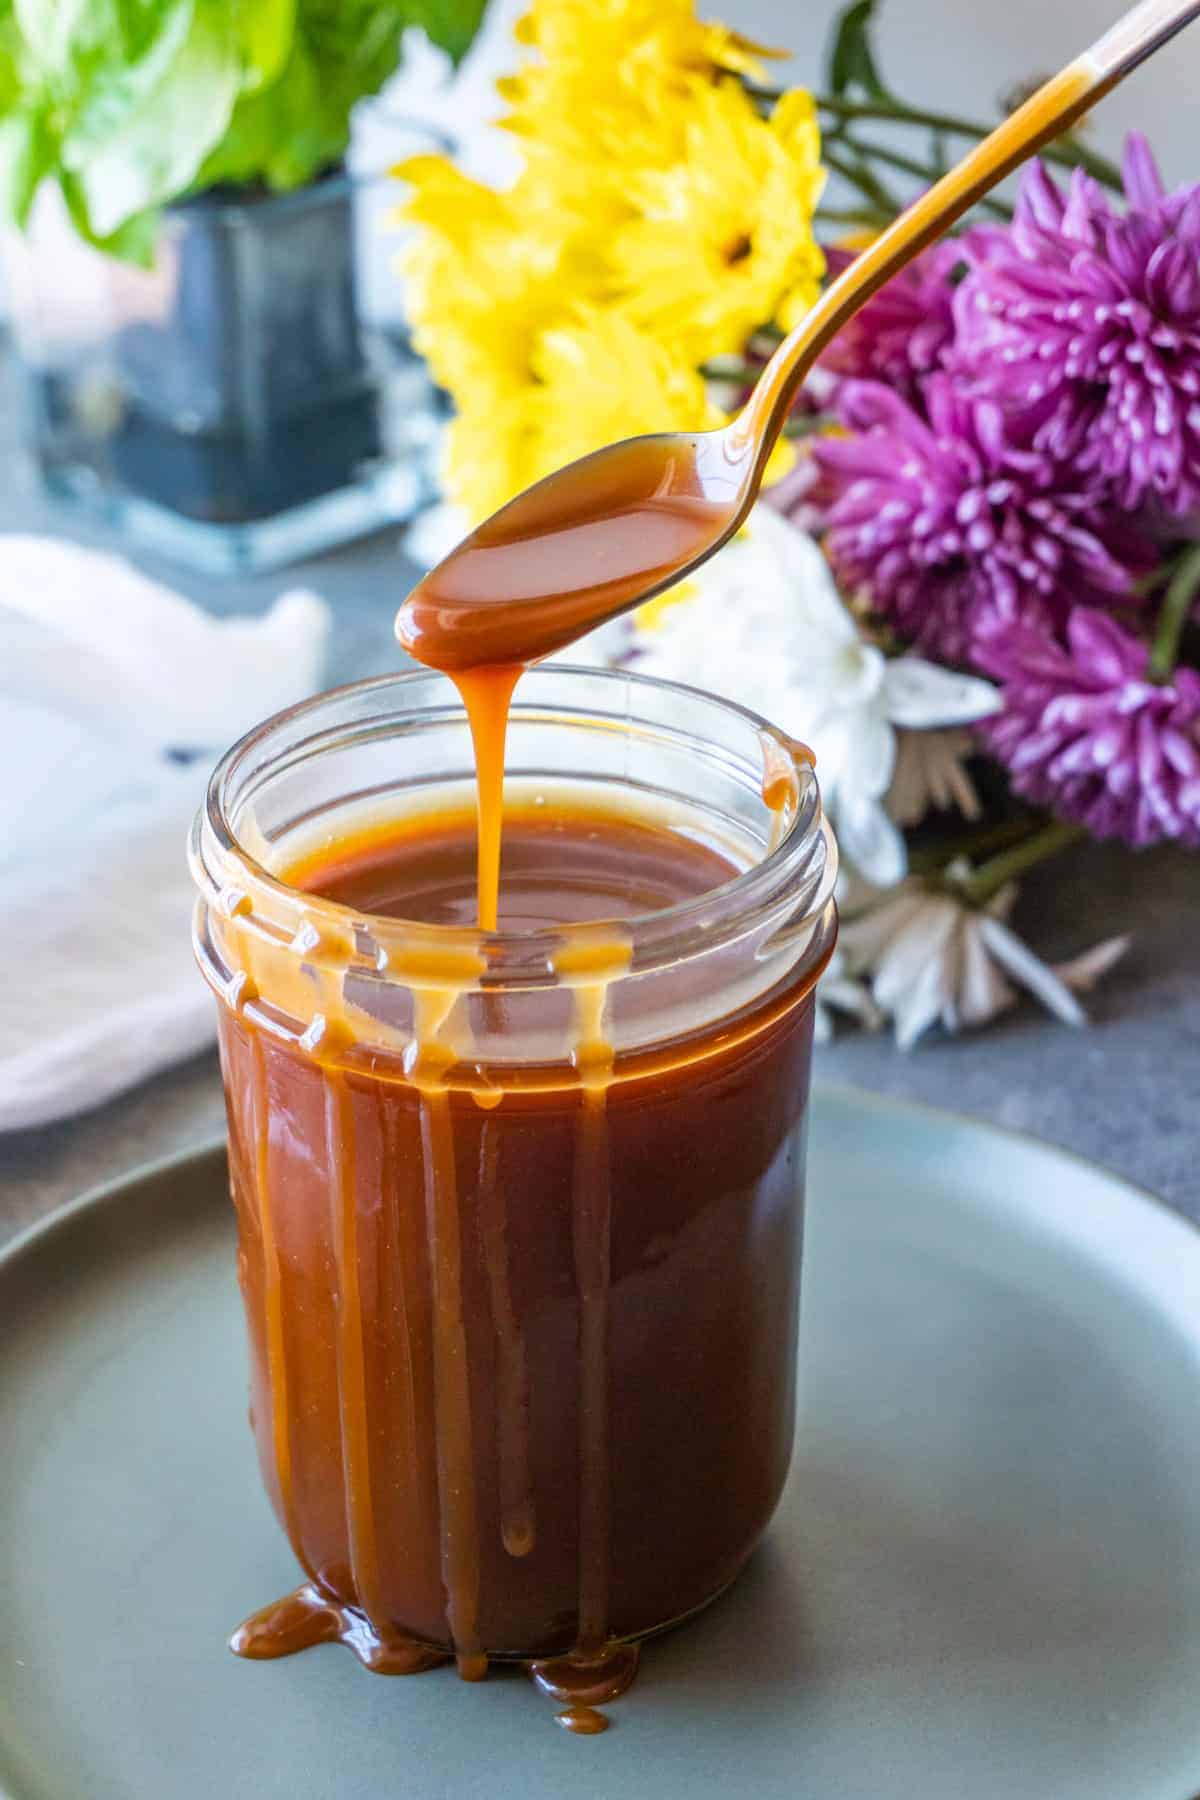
{"left": 556, "top": 1706, "right": 610, "bottom": 1736}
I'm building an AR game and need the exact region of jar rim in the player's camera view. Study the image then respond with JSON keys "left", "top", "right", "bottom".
{"left": 192, "top": 663, "right": 838, "bottom": 987}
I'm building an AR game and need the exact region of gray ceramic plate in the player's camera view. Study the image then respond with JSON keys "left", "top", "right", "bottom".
{"left": 3, "top": 1085, "right": 1200, "bottom": 1800}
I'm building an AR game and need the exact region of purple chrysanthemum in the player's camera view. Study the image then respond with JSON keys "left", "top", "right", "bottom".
{"left": 820, "top": 242, "right": 959, "bottom": 402}
{"left": 976, "top": 608, "right": 1200, "bottom": 847}
{"left": 954, "top": 134, "right": 1200, "bottom": 517}
{"left": 814, "top": 374, "right": 1146, "bottom": 663}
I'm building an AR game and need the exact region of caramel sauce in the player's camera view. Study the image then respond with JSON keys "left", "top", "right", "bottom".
{"left": 556, "top": 1706, "right": 611, "bottom": 1736}
{"left": 395, "top": 437, "right": 740, "bottom": 675}
{"left": 231, "top": 1582, "right": 448, "bottom": 1675}
{"left": 218, "top": 804, "right": 818, "bottom": 1732}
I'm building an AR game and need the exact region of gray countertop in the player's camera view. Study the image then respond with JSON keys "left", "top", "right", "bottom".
{"left": 1, "top": 429, "right": 1197, "bottom": 1249}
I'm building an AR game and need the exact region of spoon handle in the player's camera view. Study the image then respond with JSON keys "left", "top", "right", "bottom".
{"left": 734, "top": 0, "right": 1200, "bottom": 471}
{"left": 1090, "top": 0, "right": 1200, "bottom": 75}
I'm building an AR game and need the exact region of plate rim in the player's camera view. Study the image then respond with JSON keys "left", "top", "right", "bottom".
{"left": 0, "top": 1134, "right": 230, "bottom": 1284}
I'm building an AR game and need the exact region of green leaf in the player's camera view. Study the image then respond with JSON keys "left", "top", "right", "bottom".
{"left": 0, "top": 0, "right": 489, "bottom": 250}
{"left": 826, "top": 0, "right": 892, "bottom": 102}
{"left": 66, "top": 8, "right": 242, "bottom": 235}
{"left": 0, "top": 101, "right": 53, "bottom": 222}
{"left": 406, "top": 0, "right": 488, "bottom": 65}
{"left": 0, "top": 12, "right": 27, "bottom": 117}
{"left": 12, "top": 0, "right": 88, "bottom": 73}
{"left": 14, "top": 0, "right": 189, "bottom": 87}
{"left": 198, "top": 0, "right": 492, "bottom": 193}
{"left": 56, "top": 0, "right": 197, "bottom": 162}
{"left": 59, "top": 167, "right": 159, "bottom": 263}
{"left": 232, "top": 0, "right": 296, "bottom": 90}
{"left": 197, "top": 32, "right": 340, "bottom": 191}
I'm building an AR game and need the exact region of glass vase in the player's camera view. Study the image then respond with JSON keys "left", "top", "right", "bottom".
{"left": 3, "top": 169, "right": 441, "bottom": 575}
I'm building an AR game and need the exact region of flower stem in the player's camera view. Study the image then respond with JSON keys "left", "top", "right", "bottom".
{"left": 782, "top": 412, "right": 837, "bottom": 438}
{"left": 749, "top": 83, "right": 1124, "bottom": 189}
{"left": 811, "top": 93, "right": 1123, "bottom": 188}
{"left": 699, "top": 359, "right": 763, "bottom": 382}
{"left": 816, "top": 202, "right": 891, "bottom": 227}
{"left": 954, "top": 820, "right": 1086, "bottom": 907}
{"left": 835, "top": 135, "right": 1013, "bottom": 219}
{"left": 1148, "top": 540, "right": 1200, "bottom": 682}
{"left": 822, "top": 145, "right": 903, "bottom": 217}
{"left": 906, "top": 814, "right": 1041, "bottom": 874}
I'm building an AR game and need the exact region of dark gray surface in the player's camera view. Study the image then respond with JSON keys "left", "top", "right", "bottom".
{"left": 823, "top": 838, "right": 1200, "bottom": 1220}
{"left": 6, "top": 1097, "right": 1200, "bottom": 1799}
{"left": 0, "top": 378, "right": 1196, "bottom": 1241}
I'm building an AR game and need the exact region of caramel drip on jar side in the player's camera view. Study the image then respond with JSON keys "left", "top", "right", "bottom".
{"left": 231, "top": 1001, "right": 458, "bottom": 1679}
{"left": 413, "top": 989, "right": 487, "bottom": 1681}
{"left": 379, "top": 1097, "right": 437, "bottom": 1579}
{"left": 324, "top": 1068, "right": 386, "bottom": 1628}
{"left": 761, "top": 729, "right": 811, "bottom": 856}
{"left": 248, "top": 1030, "right": 313, "bottom": 1582}
{"left": 552, "top": 941, "right": 629, "bottom": 1669}
{"left": 573, "top": 1075, "right": 613, "bottom": 1655}
{"left": 477, "top": 1116, "right": 536, "bottom": 1559}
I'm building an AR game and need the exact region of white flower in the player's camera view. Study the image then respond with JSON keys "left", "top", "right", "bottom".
{"left": 838, "top": 867, "right": 1130, "bottom": 1049}
{"left": 626, "top": 504, "right": 1001, "bottom": 886}
{"left": 887, "top": 726, "right": 983, "bottom": 826}
{"left": 814, "top": 946, "right": 883, "bottom": 1043}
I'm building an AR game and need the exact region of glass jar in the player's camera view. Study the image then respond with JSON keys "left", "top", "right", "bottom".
{"left": 190, "top": 666, "right": 838, "bottom": 1676}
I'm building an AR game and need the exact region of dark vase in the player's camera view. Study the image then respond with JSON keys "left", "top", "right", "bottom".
{"left": 5, "top": 170, "right": 439, "bottom": 572}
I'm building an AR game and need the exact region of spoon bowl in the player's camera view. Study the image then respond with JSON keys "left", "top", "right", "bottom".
{"left": 395, "top": 430, "right": 754, "bottom": 672}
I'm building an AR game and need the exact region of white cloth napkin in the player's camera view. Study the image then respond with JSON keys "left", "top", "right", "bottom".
{"left": 0, "top": 537, "right": 330, "bottom": 1131}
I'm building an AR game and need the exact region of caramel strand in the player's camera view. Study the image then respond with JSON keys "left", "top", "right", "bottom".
{"left": 325, "top": 1068, "right": 386, "bottom": 1628}
{"left": 477, "top": 1115, "right": 537, "bottom": 1559}
{"left": 247, "top": 1031, "right": 312, "bottom": 1582}
{"left": 415, "top": 991, "right": 486, "bottom": 1681}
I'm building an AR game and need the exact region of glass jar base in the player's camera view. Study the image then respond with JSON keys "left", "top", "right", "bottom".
{"left": 229, "top": 1567, "right": 743, "bottom": 1681}
{"left": 229, "top": 1582, "right": 449, "bottom": 1675}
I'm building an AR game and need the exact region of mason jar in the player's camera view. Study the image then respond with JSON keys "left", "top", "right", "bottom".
{"left": 190, "top": 665, "right": 837, "bottom": 1682}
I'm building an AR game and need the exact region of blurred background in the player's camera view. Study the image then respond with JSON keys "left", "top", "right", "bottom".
{"left": 734, "top": 0, "right": 1200, "bottom": 182}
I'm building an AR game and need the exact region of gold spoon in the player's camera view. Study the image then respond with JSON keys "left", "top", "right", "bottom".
{"left": 397, "top": 0, "right": 1200, "bottom": 674}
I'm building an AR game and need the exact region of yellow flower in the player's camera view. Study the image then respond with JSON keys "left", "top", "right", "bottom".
{"left": 441, "top": 389, "right": 539, "bottom": 523}
{"left": 502, "top": 0, "right": 782, "bottom": 127}
{"left": 438, "top": 309, "right": 722, "bottom": 527}
{"left": 608, "top": 83, "right": 826, "bottom": 359}
{"left": 396, "top": 155, "right": 603, "bottom": 396}
{"left": 394, "top": 0, "right": 827, "bottom": 544}
{"left": 527, "top": 307, "right": 723, "bottom": 481}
